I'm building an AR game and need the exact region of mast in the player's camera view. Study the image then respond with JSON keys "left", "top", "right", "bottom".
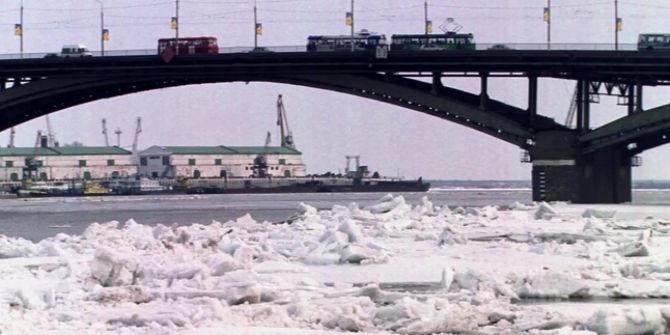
{"left": 276, "top": 94, "right": 295, "bottom": 148}
{"left": 131, "top": 117, "right": 142, "bottom": 154}
{"left": 46, "top": 115, "right": 57, "bottom": 147}
{"left": 101, "top": 118, "right": 110, "bottom": 147}
{"left": 114, "top": 127, "right": 122, "bottom": 147}
{"left": 8, "top": 127, "right": 15, "bottom": 148}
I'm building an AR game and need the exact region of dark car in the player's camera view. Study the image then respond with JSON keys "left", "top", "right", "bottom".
{"left": 488, "top": 44, "right": 513, "bottom": 50}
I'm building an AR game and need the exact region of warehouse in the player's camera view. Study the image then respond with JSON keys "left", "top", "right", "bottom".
{"left": 0, "top": 146, "right": 137, "bottom": 181}
{"left": 138, "top": 145, "right": 306, "bottom": 179}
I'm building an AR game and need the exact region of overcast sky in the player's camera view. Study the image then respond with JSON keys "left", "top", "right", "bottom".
{"left": 1, "top": 0, "right": 670, "bottom": 180}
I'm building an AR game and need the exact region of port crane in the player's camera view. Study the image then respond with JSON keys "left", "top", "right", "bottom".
{"left": 7, "top": 127, "right": 15, "bottom": 148}
{"left": 131, "top": 117, "right": 142, "bottom": 154}
{"left": 252, "top": 131, "right": 271, "bottom": 178}
{"left": 114, "top": 127, "right": 122, "bottom": 147}
{"left": 101, "top": 118, "right": 110, "bottom": 147}
{"left": 131, "top": 117, "right": 142, "bottom": 164}
{"left": 45, "top": 115, "right": 58, "bottom": 147}
{"left": 23, "top": 130, "right": 44, "bottom": 181}
{"left": 276, "top": 94, "right": 295, "bottom": 149}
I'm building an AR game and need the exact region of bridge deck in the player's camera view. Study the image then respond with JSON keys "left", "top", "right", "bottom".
{"left": 1, "top": 50, "right": 670, "bottom": 85}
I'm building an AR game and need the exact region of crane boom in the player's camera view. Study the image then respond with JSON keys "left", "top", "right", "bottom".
{"left": 45, "top": 115, "right": 57, "bottom": 147}
{"left": 264, "top": 131, "right": 271, "bottom": 148}
{"left": 132, "top": 117, "right": 142, "bottom": 154}
{"left": 276, "top": 94, "right": 295, "bottom": 148}
{"left": 114, "top": 128, "right": 122, "bottom": 147}
{"left": 8, "top": 127, "right": 15, "bottom": 148}
{"left": 101, "top": 118, "right": 110, "bottom": 147}
{"left": 564, "top": 84, "right": 578, "bottom": 128}
{"left": 252, "top": 131, "right": 271, "bottom": 178}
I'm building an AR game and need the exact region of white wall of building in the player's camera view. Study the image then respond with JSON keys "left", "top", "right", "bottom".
{"left": 0, "top": 154, "right": 136, "bottom": 181}
{"left": 138, "top": 149, "right": 307, "bottom": 179}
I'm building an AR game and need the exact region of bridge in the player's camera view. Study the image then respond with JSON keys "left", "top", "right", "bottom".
{"left": 2, "top": 46, "right": 670, "bottom": 203}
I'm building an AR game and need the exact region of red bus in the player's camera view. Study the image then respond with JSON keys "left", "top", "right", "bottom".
{"left": 157, "top": 37, "right": 219, "bottom": 55}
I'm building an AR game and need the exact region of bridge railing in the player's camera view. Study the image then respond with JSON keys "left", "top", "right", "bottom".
{"left": 0, "top": 43, "right": 643, "bottom": 60}
{"left": 475, "top": 43, "right": 638, "bottom": 51}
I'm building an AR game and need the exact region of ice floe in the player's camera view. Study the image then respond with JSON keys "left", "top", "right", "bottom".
{"left": 0, "top": 194, "right": 669, "bottom": 334}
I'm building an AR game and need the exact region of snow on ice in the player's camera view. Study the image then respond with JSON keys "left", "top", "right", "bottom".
{"left": 1, "top": 195, "right": 670, "bottom": 334}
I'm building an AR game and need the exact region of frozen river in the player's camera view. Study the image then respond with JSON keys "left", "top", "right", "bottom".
{"left": 2, "top": 188, "right": 670, "bottom": 241}
{"left": 0, "top": 189, "right": 534, "bottom": 241}
{"left": 2, "top": 189, "right": 670, "bottom": 334}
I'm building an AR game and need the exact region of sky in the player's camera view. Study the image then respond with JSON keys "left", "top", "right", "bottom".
{"left": 1, "top": 0, "right": 670, "bottom": 180}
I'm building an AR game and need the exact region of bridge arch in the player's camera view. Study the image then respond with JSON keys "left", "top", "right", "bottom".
{"left": 0, "top": 73, "right": 562, "bottom": 149}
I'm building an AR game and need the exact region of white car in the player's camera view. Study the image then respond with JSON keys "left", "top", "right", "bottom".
{"left": 45, "top": 44, "right": 93, "bottom": 58}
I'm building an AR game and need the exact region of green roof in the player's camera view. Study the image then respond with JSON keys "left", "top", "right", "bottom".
{"left": 162, "top": 146, "right": 301, "bottom": 155}
{"left": 52, "top": 146, "right": 132, "bottom": 155}
{"left": 0, "top": 147, "right": 60, "bottom": 157}
{"left": 164, "top": 146, "right": 238, "bottom": 155}
{"left": 0, "top": 146, "right": 131, "bottom": 156}
{"left": 227, "top": 146, "right": 301, "bottom": 155}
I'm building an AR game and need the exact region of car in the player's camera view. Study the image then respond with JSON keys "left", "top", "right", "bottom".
{"left": 61, "top": 44, "right": 93, "bottom": 57}
{"left": 43, "top": 44, "right": 93, "bottom": 58}
{"left": 249, "top": 46, "right": 273, "bottom": 53}
{"left": 488, "top": 44, "right": 513, "bottom": 50}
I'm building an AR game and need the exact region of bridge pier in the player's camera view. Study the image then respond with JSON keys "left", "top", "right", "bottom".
{"left": 479, "top": 73, "right": 489, "bottom": 110}
{"left": 531, "top": 131, "right": 632, "bottom": 204}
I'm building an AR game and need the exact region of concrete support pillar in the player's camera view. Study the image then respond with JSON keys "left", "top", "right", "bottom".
{"left": 479, "top": 73, "right": 489, "bottom": 110}
{"left": 580, "top": 146, "right": 632, "bottom": 203}
{"left": 431, "top": 72, "right": 443, "bottom": 95}
{"left": 635, "top": 84, "right": 643, "bottom": 112}
{"left": 531, "top": 131, "right": 632, "bottom": 204}
{"left": 530, "top": 131, "right": 580, "bottom": 202}
{"left": 528, "top": 75, "right": 537, "bottom": 128}
{"left": 627, "top": 84, "right": 635, "bottom": 115}
{"left": 576, "top": 80, "right": 584, "bottom": 133}
{"left": 583, "top": 81, "right": 590, "bottom": 132}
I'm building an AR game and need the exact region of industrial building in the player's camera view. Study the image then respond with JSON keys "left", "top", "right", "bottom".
{"left": 0, "top": 95, "right": 305, "bottom": 183}
{"left": 0, "top": 146, "right": 136, "bottom": 181}
{"left": 138, "top": 145, "right": 306, "bottom": 179}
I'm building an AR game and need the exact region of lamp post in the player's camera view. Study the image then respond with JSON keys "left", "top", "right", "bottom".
{"left": 545, "top": 0, "right": 551, "bottom": 50}
{"left": 254, "top": 2, "right": 258, "bottom": 49}
{"left": 423, "top": 0, "right": 432, "bottom": 35}
{"left": 350, "top": 0, "right": 354, "bottom": 51}
{"left": 175, "top": 0, "right": 179, "bottom": 55}
{"left": 94, "top": 0, "right": 104, "bottom": 56}
{"left": 19, "top": 0, "right": 24, "bottom": 58}
{"left": 615, "top": 0, "right": 620, "bottom": 50}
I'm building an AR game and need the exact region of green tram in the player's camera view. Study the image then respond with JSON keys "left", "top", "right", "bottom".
{"left": 390, "top": 32, "right": 476, "bottom": 51}
{"left": 638, "top": 34, "right": 670, "bottom": 50}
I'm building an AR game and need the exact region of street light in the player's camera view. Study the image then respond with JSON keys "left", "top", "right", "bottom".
{"left": 346, "top": 0, "right": 354, "bottom": 51}
{"left": 175, "top": 0, "right": 179, "bottom": 55}
{"left": 424, "top": 1, "right": 432, "bottom": 34}
{"left": 94, "top": 0, "right": 105, "bottom": 55}
{"left": 544, "top": 0, "right": 551, "bottom": 50}
{"left": 17, "top": 0, "right": 24, "bottom": 58}
{"left": 615, "top": 0, "right": 622, "bottom": 50}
